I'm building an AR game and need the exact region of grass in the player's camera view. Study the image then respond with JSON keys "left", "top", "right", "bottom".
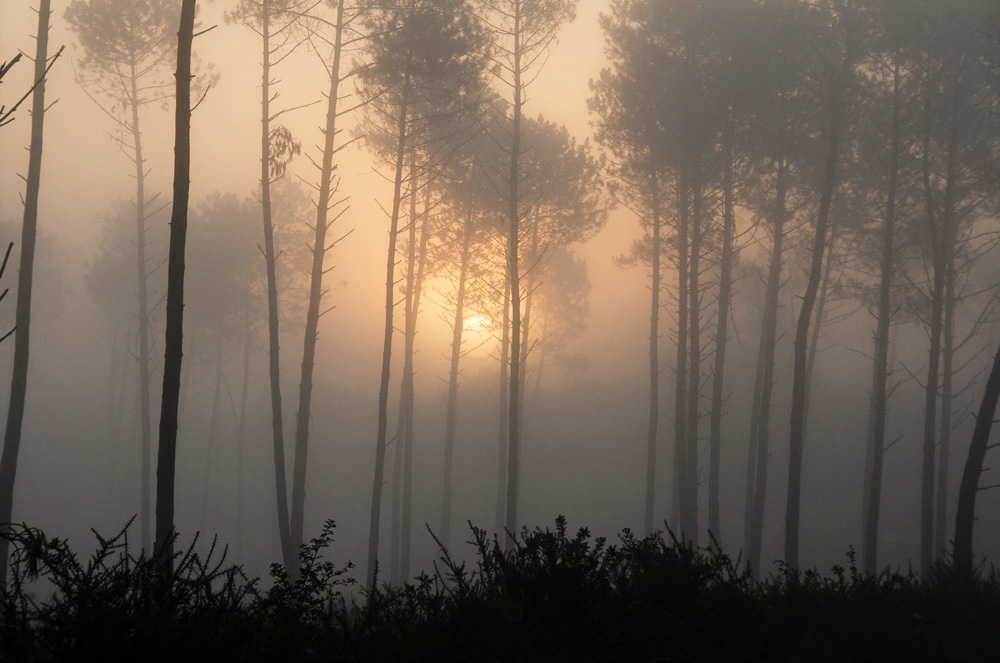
{"left": 2, "top": 516, "right": 999, "bottom": 661}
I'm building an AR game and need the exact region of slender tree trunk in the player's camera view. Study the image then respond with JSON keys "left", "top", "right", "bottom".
{"left": 674, "top": 167, "right": 690, "bottom": 540}
{"left": 399, "top": 153, "right": 419, "bottom": 580}
{"left": 442, "top": 213, "right": 473, "bottom": 548}
{"left": 784, "top": 55, "right": 850, "bottom": 571}
{"left": 935, "top": 252, "right": 956, "bottom": 559}
{"left": 199, "top": 318, "right": 225, "bottom": 532}
{"left": 390, "top": 403, "right": 404, "bottom": 581}
{"left": 802, "top": 226, "right": 839, "bottom": 437}
{"left": 644, "top": 171, "right": 662, "bottom": 536}
{"left": 709, "top": 141, "right": 735, "bottom": 542}
{"left": 864, "top": 60, "right": 900, "bottom": 576}
{"left": 921, "top": 261, "right": 945, "bottom": 576}
{"left": 258, "top": 1, "right": 296, "bottom": 575}
{"left": 748, "top": 156, "right": 787, "bottom": 579}
{"left": 685, "top": 170, "right": 703, "bottom": 545}
{"left": 504, "top": 0, "right": 523, "bottom": 550}
{"left": 291, "top": 6, "right": 344, "bottom": 555}
{"left": 496, "top": 270, "right": 510, "bottom": 534}
{"left": 953, "top": 346, "right": 1000, "bottom": 571}
{"left": 235, "top": 278, "right": 250, "bottom": 562}
{"left": 153, "top": 0, "right": 196, "bottom": 571}
{"left": 367, "top": 48, "right": 413, "bottom": 589}
{"left": 129, "top": 58, "right": 154, "bottom": 552}
{"left": 0, "top": 0, "right": 51, "bottom": 587}
{"left": 518, "top": 220, "right": 539, "bottom": 430}
{"left": 920, "top": 63, "right": 959, "bottom": 575}
{"left": 744, "top": 325, "right": 766, "bottom": 559}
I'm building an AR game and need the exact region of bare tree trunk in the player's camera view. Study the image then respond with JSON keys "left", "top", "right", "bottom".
{"left": 504, "top": 0, "right": 523, "bottom": 550}
{"left": 367, "top": 50, "right": 413, "bottom": 590}
{"left": 935, "top": 253, "right": 956, "bottom": 560}
{"left": 258, "top": 0, "right": 296, "bottom": 575}
{"left": 235, "top": 278, "right": 250, "bottom": 562}
{"left": 129, "top": 57, "right": 154, "bottom": 552}
{"left": 199, "top": 318, "right": 225, "bottom": 532}
{"left": 864, "top": 60, "right": 900, "bottom": 576}
{"left": 674, "top": 167, "right": 690, "bottom": 540}
{"left": 517, "top": 219, "right": 539, "bottom": 431}
{"left": 743, "top": 327, "right": 766, "bottom": 561}
{"left": 685, "top": 170, "right": 703, "bottom": 546}
{"left": 442, "top": 213, "right": 473, "bottom": 548}
{"left": 709, "top": 141, "right": 735, "bottom": 542}
{"left": 399, "top": 153, "right": 419, "bottom": 580}
{"left": 784, "top": 54, "right": 850, "bottom": 571}
{"left": 953, "top": 345, "right": 1000, "bottom": 571}
{"left": 495, "top": 270, "right": 510, "bottom": 534}
{"left": 153, "top": 0, "right": 196, "bottom": 572}
{"left": 0, "top": 0, "right": 51, "bottom": 587}
{"left": 291, "top": 5, "right": 345, "bottom": 555}
{"left": 921, "top": 261, "right": 945, "bottom": 576}
{"left": 919, "top": 64, "right": 959, "bottom": 576}
{"left": 644, "top": 172, "right": 662, "bottom": 536}
{"left": 748, "top": 156, "right": 787, "bottom": 579}
{"left": 802, "top": 225, "right": 839, "bottom": 437}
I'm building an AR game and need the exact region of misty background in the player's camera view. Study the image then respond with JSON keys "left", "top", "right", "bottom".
{"left": 0, "top": 0, "right": 998, "bottom": 585}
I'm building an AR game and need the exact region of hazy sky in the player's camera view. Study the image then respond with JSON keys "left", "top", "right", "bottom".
{"left": 2, "top": 1, "right": 998, "bottom": 580}
{"left": 0, "top": 0, "right": 648, "bottom": 382}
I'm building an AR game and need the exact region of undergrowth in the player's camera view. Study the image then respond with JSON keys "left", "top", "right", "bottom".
{"left": 1, "top": 516, "right": 998, "bottom": 662}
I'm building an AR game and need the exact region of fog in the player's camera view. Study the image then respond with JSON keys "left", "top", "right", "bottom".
{"left": 1, "top": 0, "right": 999, "bottom": 587}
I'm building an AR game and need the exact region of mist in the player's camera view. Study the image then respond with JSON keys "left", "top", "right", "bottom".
{"left": 1, "top": 0, "right": 1000, "bottom": 607}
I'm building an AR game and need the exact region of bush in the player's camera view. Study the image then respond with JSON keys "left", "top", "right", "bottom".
{"left": 2, "top": 517, "right": 999, "bottom": 662}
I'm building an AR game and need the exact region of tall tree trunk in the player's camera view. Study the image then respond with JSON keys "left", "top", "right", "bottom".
{"left": 495, "top": 270, "right": 510, "bottom": 534}
{"left": 685, "top": 169, "right": 703, "bottom": 546}
{"left": 644, "top": 171, "right": 662, "bottom": 536}
{"left": 153, "top": 0, "right": 196, "bottom": 571}
{"left": 367, "top": 48, "right": 413, "bottom": 589}
{"left": 258, "top": 0, "right": 296, "bottom": 575}
{"left": 504, "top": 0, "right": 523, "bottom": 550}
{"left": 864, "top": 60, "right": 900, "bottom": 576}
{"left": 743, "top": 323, "right": 766, "bottom": 560}
{"left": 935, "top": 251, "right": 956, "bottom": 559}
{"left": 709, "top": 141, "right": 735, "bottom": 542}
{"left": 920, "top": 62, "right": 960, "bottom": 575}
{"left": 802, "top": 225, "right": 839, "bottom": 436}
{"left": 518, "top": 219, "right": 539, "bottom": 429}
{"left": 389, "top": 401, "right": 404, "bottom": 581}
{"left": 291, "top": 5, "right": 345, "bottom": 555}
{"left": 399, "top": 153, "right": 420, "bottom": 581}
{"left": 129, "top": 57, "right": 154, "bottom": 552}
{"left": 953, "top": 346, "right": 1000, "bottom": 571}
{"left": 748, "top": 156, "right": 787, "bottom": 579}
{"left": 0, "top": 0, "right": 51, "bottom": 587}
{"left": 235, "top": 277, "right": 250, "bottom": 562}
{"left": 784, "top": 54, "right": 850, "bottom": 571}
{"left": 442, "top": 213, "right": 473, "bottom": 548}
{"left": 199, "top": 318, "right": 225, "bottom": 532}
{"left": 674, "top": 167, "right": 690, "bottom": 540}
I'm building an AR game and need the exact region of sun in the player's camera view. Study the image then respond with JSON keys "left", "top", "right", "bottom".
{"left": 463, "top": 315, "right": 493, "bottom": 338}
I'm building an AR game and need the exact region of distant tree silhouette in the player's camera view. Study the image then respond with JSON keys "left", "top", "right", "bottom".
{"left": 358, "top": 0, "right": 487, "bottom": 589}
{"left": 479, "top": 0, "right": 579, "bottom": 551}
{"left": 227, "top": 0, "right": 314, "bottom": 576}
{"left": 784, "top": 0, "right": 859, "bottom": 571}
